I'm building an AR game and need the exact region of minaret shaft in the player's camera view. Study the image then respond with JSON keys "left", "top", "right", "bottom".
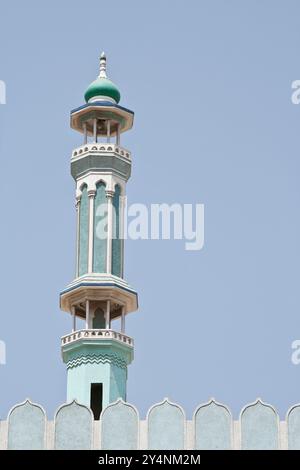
{"left": 60, "top": 56, "right": 138, "bottom": 418}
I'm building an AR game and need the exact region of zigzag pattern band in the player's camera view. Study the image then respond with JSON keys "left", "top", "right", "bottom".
{"left": 66, "top": 353, "right": 127, "bottom": 370}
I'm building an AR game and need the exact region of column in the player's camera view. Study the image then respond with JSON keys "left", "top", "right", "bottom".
{"left": 88, "top": 190, "right": 96, "bottom": 273}
{"left": 121, "top": 307, "right": 125, "bottom": 334}
{"left": 106, "top": 190, "right": 114, "bottom": 273}
{"left": 86, "top": 300, "right": 90, "bottom": 330}
{"left": 119, "top": 193, "right": 125, "bottom": 278}
{"left": 75, "top": 197, "right": 81, "bottom": 278}
{"left": 106, "top": 300, "right": 111, "bottom": 330}
{"left": 116, "top": 123, "right": 120, "bottom": 146}
{"left": 93, "top": 118, "right": 98, "bottom": 143}
{"left": 107, "top": 120, "right": 111, "bottom": 143}
{"left": 83, "top": 122, "right": 87, "bottom": 145}
{"left": 71, "top": 306, "right": 76, "bottom": 332}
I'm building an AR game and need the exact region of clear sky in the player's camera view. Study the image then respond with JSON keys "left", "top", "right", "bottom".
{"left": 0, "top": 0, "right": 300, "bottom": 419}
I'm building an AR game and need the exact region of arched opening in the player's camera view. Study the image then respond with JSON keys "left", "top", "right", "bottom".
{"left": 92, "top": 308, "right": 106, "bottom": 329}
{"left": 93, "top": 181, "right": 107, "bottom": 273}
{"left": 78, "top": 184, "right": 88, "bottom": 276}
{"left": 112, "top": 184, "right": 122, "bottom": 277}
{"left": 90, "top": 383, "right": 103, "bottom": 420}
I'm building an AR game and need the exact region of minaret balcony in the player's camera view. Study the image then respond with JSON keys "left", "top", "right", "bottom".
{"left": 70, "top": 143, "right": 132, "bottom": 181}
{"left": 60, "top": 274, "right": 138, "bottom": 317}
{"left": 61, "top": 329, "right": 134, "bottom": 348}
{"left": 71, "top": 142, "right": 131, "bottom": 161}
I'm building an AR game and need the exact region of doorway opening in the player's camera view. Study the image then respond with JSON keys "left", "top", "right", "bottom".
{"left": 90, "top": 383, "right": 103, "bottom": 420}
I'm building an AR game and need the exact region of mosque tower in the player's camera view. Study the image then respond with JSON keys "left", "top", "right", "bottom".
{"left": 60, "top": 53, "right": 138, "bottom": 419}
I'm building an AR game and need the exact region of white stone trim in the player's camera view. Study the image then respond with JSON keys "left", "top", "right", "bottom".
{"left": 286, "top": 402, "right": 300, "bottom": 420}
{"left": 0, "top": 420, "right": 8, "bottom": 450}
{"left": 233, "top": 420, "right": 241, "bottom": 450}
{"left": 186, "top": 420, "right": 194, "bottom": 450}
{"left": 93, "top": 420, "right": 101, "bottom": 449}
{"left": 88, "top": 96, "right": 116, "bottom": 104}
{"left": 46, "top": 421, "right": 54, "bottom": 449}
{"left": 279, "top": 421, "right": 288, "bottom": 450}
{"left": 139, "top": 420, "right": 147, "bottom": 450}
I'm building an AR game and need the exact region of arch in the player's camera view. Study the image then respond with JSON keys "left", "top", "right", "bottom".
{"left": 101, "top": 399, "right": 139, "bottom": 450}
{"left": 193, "top": 399, "right": 232, "bottom": 450}
{"left": 79, "top": 182, "right": 88, "bottom": 193}
{"left": 54, "top": 400, "right": 93, "bottom": 450}
{"left": 112, "top": 184, "right": 122, "bottom": 277}
{"left": 147, "top": 398, "right": 185, "bottom": 450}
{"left": 7, "top": 399, "right": 46, "bottom": 450}
{"left": 78, "top": 184, "right": 88, "bottom": 276}
{"left": 93, "top": 307, "right": 105, "bottom": 329}
{"left": 113, "top": 182, "right": 124, "bottom": 196}
{"left": 94, "top": 178, "right": 107, "bottom": 188}
{"left": 93, "top": 181, "right": 107, "bottom": 273}
{"left": 240, "top": 399, "right": 279, "bottom": 450}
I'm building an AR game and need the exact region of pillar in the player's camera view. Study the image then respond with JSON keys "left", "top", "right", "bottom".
{"left": 116, "top": 123, "right": 120, "bottom": 146}
{"left": 83, "top": 122, "right": 87, "bottom": 145}
{"left": 88, "top": 190, "right": 96, "bottom": 273}
{"left": 106, "top": 190, "right": 114, "bottom": 273}
{"left": 93, "top": 118, "right": 98, "bottom": 143}
{"left": 75, "top": 197, "right": 81, "bottom": 278}
{"left": 121, "top": 307, "right": 125, "bottom": 334}
{"left": 86, "top": 300, "right": 90, "bottom": 329}
{"left": 106, "top": 300, "right": 111, "bottom": 329}
{"left": 107, "top": 120, "right": 111, "bottom": 143}
{"left": 71, "top": 306, "right": 76, "bottom": 332}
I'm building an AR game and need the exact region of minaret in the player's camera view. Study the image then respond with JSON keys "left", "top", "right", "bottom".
{"left": 60, "top": 53, "right": 138, "bottom": 419}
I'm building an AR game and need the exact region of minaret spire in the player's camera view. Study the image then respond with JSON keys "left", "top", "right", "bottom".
{"left": 98, "top": 52, "right": 107, "bottom": 78}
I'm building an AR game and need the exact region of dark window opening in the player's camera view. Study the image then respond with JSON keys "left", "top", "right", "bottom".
{"left": 93, "top": 308, "right": 105, "bottom": 329}
{"left": 90, "top": 383, "right": 103, "bottom": 420}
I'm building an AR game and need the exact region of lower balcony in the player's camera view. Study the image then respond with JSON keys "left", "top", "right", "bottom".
{"left": 61, "top": 329, "right": 134, "bottom": 348}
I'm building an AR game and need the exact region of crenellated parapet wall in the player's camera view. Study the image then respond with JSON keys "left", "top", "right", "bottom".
{"left": 1, "top": 398, "right": 300, "bottom": 450}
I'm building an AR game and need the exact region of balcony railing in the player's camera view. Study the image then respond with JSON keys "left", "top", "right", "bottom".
{"left": 61, "top": 329, "right": 134, "bottom": 347}
{"left": 72, "top": 143, "right": 131, "bottom": 160}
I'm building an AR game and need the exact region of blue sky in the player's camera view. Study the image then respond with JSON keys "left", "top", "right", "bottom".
{"left": 1, "top": 0, "right": 300, "bottom": 419}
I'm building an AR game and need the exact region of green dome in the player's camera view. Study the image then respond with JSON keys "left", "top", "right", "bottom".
{"left": 84, "top": 77, "right": 121, "bottom": 103}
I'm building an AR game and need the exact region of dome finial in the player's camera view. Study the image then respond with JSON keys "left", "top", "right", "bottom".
{"left": 99, "top": 52, "right": 107, "bottom": 79}
{"left": 84, "top": 53, "right": 121, "bottom": 104}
